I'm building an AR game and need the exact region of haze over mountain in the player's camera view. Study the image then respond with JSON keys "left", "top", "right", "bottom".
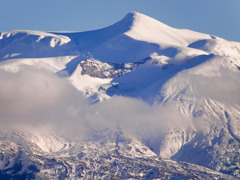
{"left": 0, "top": 12, "right": 240, "bottom": 179}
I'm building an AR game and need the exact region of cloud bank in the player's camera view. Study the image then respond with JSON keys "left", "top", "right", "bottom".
{"left": 1, "top": 65, "right": 238, "bottom": 146}
{"left": 0, "top": 67, "right": 191, "bottom": 149}
{"left": 0, "top": 68, "right": 84, "bottom": 126}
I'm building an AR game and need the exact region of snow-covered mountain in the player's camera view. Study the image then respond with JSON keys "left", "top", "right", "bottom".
{"left": 0, "top": 11, "right": 240, "bottom": 179}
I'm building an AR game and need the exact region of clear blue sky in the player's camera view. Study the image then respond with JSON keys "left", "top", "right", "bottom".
{"left": 0, "top": 0, "right": 240, "bottom": 42}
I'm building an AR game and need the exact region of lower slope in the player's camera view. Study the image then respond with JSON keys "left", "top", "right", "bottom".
{"left": 0, "top": 130, "right": 236, "bottom": 179}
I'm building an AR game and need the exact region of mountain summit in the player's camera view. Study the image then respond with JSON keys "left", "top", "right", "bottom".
{"left": 0, "top": 11, "right": 210, "bottom": 62}
{"left": 121, "top": 11, "right": 210, "bottom": 47}
{"left": 0, "top": 12, "right": 240, "bottom": 179}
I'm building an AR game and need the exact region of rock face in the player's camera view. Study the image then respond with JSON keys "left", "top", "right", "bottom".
{"left": 80, "top": 59, "right": 135, "bottom": 79}
{"left": 0, "top": 12, "right": 240, "bottom": 179}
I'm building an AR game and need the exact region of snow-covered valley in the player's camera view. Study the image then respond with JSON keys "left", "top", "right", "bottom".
{"left": 0, "top": 12, "right": 240, "bottom": 179}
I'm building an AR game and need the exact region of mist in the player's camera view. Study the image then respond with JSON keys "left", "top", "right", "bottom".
{"left": 190, "top": 67, "right": 240, "bottom": 105}
{"left": 0, "top": 67, "right": 191, "bottom": 146}
{"left": 0, "top": 67, "right": 85, "bottom": 127}
{"left": 1, "top": 65, "right": 237, "bottom": 146}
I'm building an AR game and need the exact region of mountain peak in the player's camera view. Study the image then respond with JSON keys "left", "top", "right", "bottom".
{"left": 125, "top": 11, "right": 153, "bottom": 18}
{"left": 122, "top": 11, "right": 164, "bottom": 27}
{"left": 124, "top": 11, "right": 144, "bottom": 19}
{"left": 115, "top": 11, "right": 210, "bottom": 48}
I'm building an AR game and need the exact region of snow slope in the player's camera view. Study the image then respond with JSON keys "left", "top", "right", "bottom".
{"left": 0, "top": 11, "right": 209, "bottom": 62}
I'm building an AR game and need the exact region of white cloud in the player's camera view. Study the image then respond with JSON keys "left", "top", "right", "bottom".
{"left": 0, "top": 67, "right": 191, "bottom": 151}
{"left": 0, "top": 67, "right": 85, "bottom": 126}
{"left": 190, "top": 68, "right": 240, "bottom": 104}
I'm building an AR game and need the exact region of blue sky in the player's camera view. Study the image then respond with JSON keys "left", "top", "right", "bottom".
{"left": 0, "top": 0, "right": 240, "bottom": 42}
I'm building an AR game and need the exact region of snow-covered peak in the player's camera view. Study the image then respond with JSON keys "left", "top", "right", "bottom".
{"left": 122, "top": 11, "right": 210, "bottom": 47}
{"left": 0, "top": 12, "right": 211, "bottom": 62}
{"left": 123, "top": 11, "right": 170, "bottom": 29}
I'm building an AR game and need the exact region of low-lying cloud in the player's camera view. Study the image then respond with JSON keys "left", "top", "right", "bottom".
{"left": 0, "top": 67, "right": 84, "bottom": 126}
{"left": 190, "top": 68, "right": 240, "bottom": 104}
{"left": 0, "top": 67, "right": 191, "bottom": 149}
